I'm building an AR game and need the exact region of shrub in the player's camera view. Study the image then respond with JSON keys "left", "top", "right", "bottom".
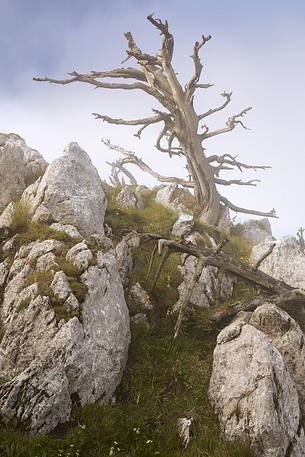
{"left": 9, "top": 201, "right": 31, "bottom": 233}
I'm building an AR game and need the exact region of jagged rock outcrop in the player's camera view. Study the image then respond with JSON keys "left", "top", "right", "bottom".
{"left": 177, "top": 256, "right": 234, "bottom": 308}
{"left": 0, "top": 144, "right": 130, "bottom": 435}
{"left": 0, "top": 133, "right": 47, "bottom": 208}
{"left": 128, "top": 282, "right": 153, "bottom": 311}
{"left": 116, "top": 186, "right": 143, "bottom": 209}
{"left": 209, "top": 305, "right": 305, "bottom": 457}
{"left": 175, "top": 232, "right": 233, "bottom": 309}
{"left": 238, "top": 218, "right": 273, "bottom": 246}
{"left": 115, "top": 231, "right": 141, "bottom": 286}
{"left": 172, "top": 214, "right": 194, "bottom": 238}
{"left": 251, "top": 236, "right": 305, "bottom": 289}
{"left": 250, "top": 304, "right": 305, "bottom": 418}
{"left": 22, "top": 142, "right": 106, "bottom": 235}
{"left": 155, "top": 184, "right": 193, "bottom": 215}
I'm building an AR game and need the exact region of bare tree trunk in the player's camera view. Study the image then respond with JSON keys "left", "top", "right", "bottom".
{"left": 175, "top": 104, "right": 221, "bottom": 225}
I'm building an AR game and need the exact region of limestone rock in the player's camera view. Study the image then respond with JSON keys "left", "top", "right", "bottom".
{"left": 23, "top": 142, "right": 106, "bottom": 236}
{"left": 216, "top": 205, "right": 231, "bottom": 235}
{"left": 50, "top": 223, "right": 82, "bottom": 240}
{"left": 0, "top": 133, "right": 47, "bottom": 208}
{"left": 238, "top": 218, "right": 273, "bottom": 246}
{"left": 116, "top": 186, "right": 143, "bottom": 209}
{"left": 129, "top": 283, "right": 153, "bottom": 311}
{"left": 177, "top": 256, "right": 234, "bottom": 308}
{"left": 251, "top": 236, "right": 305, "bottom": 289}
{"left": 155, "top": 184, "right": 193, "bottom": 214}
{"left": 66, "top": 241, "right": 93, "bottom": 274}
{"left": 209, "top": 320, "right": 302, "bottom": 457}
{"left": 0, "top": 232, "right": 130, "bottom": 434}
{"left": 0, "top": 359, "right": 71, "bottom": 435}
{"left": 116, "top": 231, "right": 141, "bottom": 286}
{"left": 172, "top": 214, "right": 194, "bottom": 238}
{"left": 250, "top": 304, "right": 305, "bottom": 417}
{"left": 135, "top": 185, "right": 150, "bottom": 194}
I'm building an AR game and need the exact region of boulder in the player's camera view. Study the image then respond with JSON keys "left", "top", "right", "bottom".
{"left": 251, "top": 236, "right": 305, "bottom": 289}
{"left": 209, "top": 318, "right": 303, "bottom": 457}
{"left": 250, "top": 304, "right": 305, "bottom": 417}
{"left": 216, "top": 205, "right": 231, "bottom": 235}
{"left": 238, "top": 218, "right": 273, "bottom": 246}
{"left": 23, "top": 142, "right": 106, "bottom": 236}
{"left": 155, "top": 184, "right": 193, "bottom": 215}
{"left": 0, "top": 233, "right": 130, "bottom": 434}
{"left": 0, "top": 133, "right": 47, "bottom": 208}
{"left": 116, "top": 186, "right": 143, "bottom": 209}
{"left": 128, "top": 282, "right": 153, "bottom": 311}
{"left": 135, "top": 185, "right": 150, "bottom": 194}
{"left": 177, "top": 256, "right": 234, "bottom": 308}
{"left": 172, "top": 214, "right": 194, "bottom": 238}
{"left": 115, "top": 231, "right": 141, "bottom": 286}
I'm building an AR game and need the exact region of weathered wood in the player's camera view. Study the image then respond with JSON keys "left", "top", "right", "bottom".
{"left": 34, "top": 14, "right": 276, "bottom": 226}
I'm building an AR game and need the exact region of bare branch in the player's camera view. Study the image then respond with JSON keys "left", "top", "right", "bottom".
{"left": 201, "top": 107, "right": 252, "bottom": 140}
{"left": 93, "top": 112, "right": 171, "bottom": 139}
{"left": 147, "top": 13, "right": 174, "bottom": 62}
{"left": 252, "top": 243, "right": 276, "bottom": 272}
{"left": 195, "top": 83, "right": 214, "bottom": 89}
{"left": 106, "top": 160, "right": 137, "bottom": 186}
{"left": 185, "top": 34, "right": 212, "bottom": 100}
{"left": 174, "top": 255, "right": 206, "bottom": 339}
{"left": 34, "top": 71, "right": 151, "bottom": 92}
{"left": 219, "top": 195, "right": 278, "bottom": 218}
{"left": 215, "top": 177, "right": 260, "bottom": 187}
{"left": 208, "top": 153, "right": 271, "bottom": 173}
{"left": 198, "top": 91, "right": 232, "bottom": 121}
{"left": 102, "top": 139, "right": 193, "bottom": 187}
{"left": 124, "top": 31, "right": 159, "bottom": 65}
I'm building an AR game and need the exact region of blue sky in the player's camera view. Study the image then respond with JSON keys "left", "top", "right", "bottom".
{"left": 1, "top": 0, "right": 305, "bottom": 236}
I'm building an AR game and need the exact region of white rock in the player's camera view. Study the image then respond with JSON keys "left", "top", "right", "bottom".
{"left": 172, "top": 214, "right": 194, "bottom": 238}
{"left": 50, "top": 223, "right": 82, "bottom": 239}
{"left": 0, "top": 359, "right": 71, "bottom": 435}
{"left": 177, "top": 256, "right": 234, "bottom": 308}
{"left": 250, "top": 304, "right": 305, "bottom": 418}
{"left": 0, "top": 133, "right": 47, "bottom": 208}
{"left": 51, "top": 271, "right": 72, "bottom": 303}
{"left": 116, "top": 186, "right": 143, "bottom": 209}
{"left": 116, "top": 231, "right": 141, "bottom": 285}
{"left": 23, "top": 142, "right": 106, "bottom": 236}
{"left": 0, "top": 259, "right": 9, "bottom": 287}
{"left": 66, "top": 241, "right": 93, "bottom": 273}
{"left": 209, "top": 320, "right": 301, "bottom": 457}
{"left": 155, "top": 184, "right": 193, "bottom": 214}
{"left": 36, "top": 252, "right": 58, "bottom": 272}
{"left": 238, "top": 218, "right": 273, "bottom": 246}
{"left": 251, "top": 236, "right": 305, "bottom": 289}
{"left": 129, "top": 283, "right": 153, "bottom": 310}
{"left": 0, "top": 236, "right": 130, "bottom": 434}
{"left": 135, "top": 185, "right": 150, "bottom": 193}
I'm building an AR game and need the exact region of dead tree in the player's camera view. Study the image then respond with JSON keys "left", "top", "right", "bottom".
{"left": 138, "top": 232, "right": 305, "bottom": 337}
{"left": 34, "top": 14, "right": 276, "bottom": 226}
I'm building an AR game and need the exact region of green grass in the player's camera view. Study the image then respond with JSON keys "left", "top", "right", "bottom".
{"left": 9, "top": 201, "right": 32, "bottom": 233}
{"left": 105, "top": 185, "right": 177, "bottom": 239}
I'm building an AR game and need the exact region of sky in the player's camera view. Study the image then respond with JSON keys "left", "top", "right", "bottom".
{"left": 1, "top": 0, "right": 305, "bottom": 237}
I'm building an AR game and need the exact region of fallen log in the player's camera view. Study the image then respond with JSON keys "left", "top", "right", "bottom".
{"left": 137, "top": 232, "right": 305, "bottom": 336}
